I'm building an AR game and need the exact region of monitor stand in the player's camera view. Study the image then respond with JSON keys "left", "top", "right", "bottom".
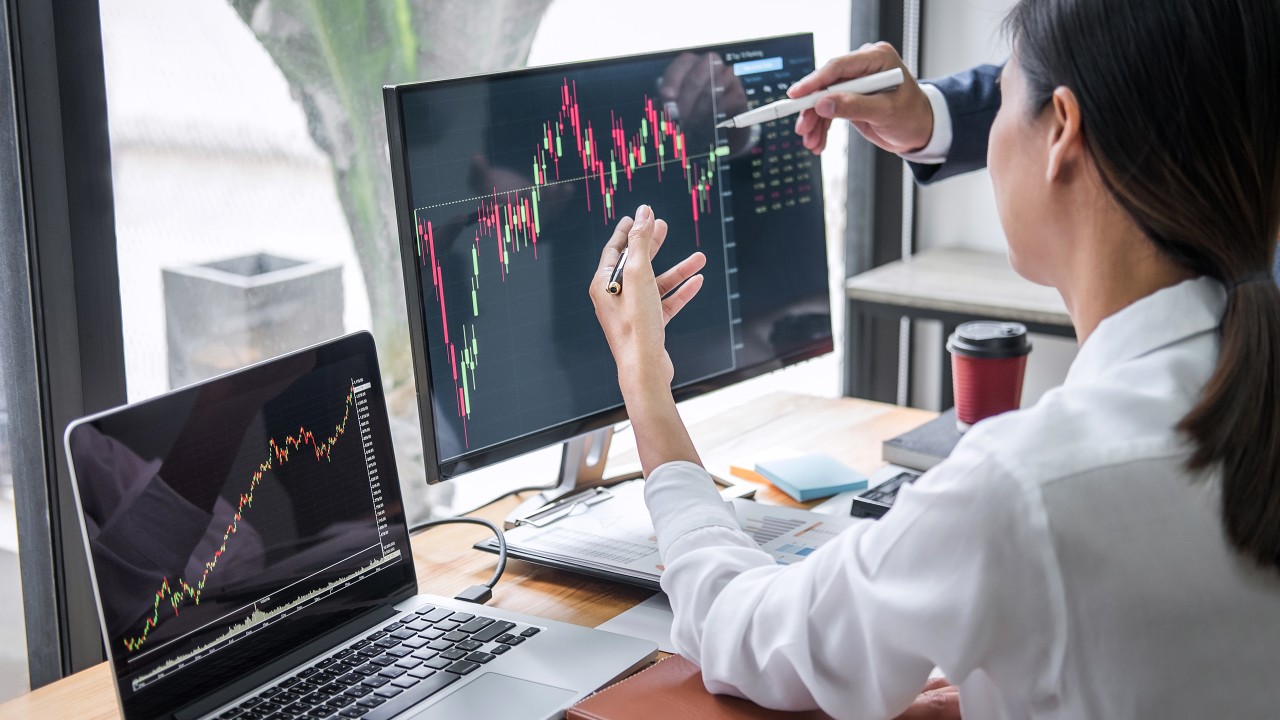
{"left": 503, "top": 426, "right": 641, "bottom": 529}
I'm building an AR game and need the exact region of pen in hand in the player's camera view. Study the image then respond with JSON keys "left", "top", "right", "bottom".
{"left": 606, "top": 247, "right": 629, "bottom": 295}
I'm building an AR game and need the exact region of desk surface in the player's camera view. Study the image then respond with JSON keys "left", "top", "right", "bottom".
{"left": 0, "top": 393, "right": 931, "bottom": 719}
{"left": 845, "top": 247, "right": 1072, "bottom": 329}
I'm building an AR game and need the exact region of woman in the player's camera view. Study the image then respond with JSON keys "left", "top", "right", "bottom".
{"left": 588, "top": 0, "right": 1280, "bottom": 718}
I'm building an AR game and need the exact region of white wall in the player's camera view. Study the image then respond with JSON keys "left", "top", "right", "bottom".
{"left": 909, "top": 0, "right": 1076, "bottom": 410}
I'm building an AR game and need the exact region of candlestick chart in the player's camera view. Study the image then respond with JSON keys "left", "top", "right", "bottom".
{"left": 121, "top": 387, "right": 357, "bottom": 655}
{"left": 412, "top": 77, "right": 728, "bottom": 449}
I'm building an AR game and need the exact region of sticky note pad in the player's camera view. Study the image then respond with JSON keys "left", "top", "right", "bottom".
{"left": 754, "top": 453, "right": 868, "bottom": 502}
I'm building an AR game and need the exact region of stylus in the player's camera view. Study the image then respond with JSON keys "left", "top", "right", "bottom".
{"left": 715, "top": 68, "right": 904, "bottom": 129}
{"left": 606, "top": 248, "right": 629, "bottom": 295}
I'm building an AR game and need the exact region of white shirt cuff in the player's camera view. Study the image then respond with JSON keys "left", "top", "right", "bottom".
{"left": 899, "top": 82, "right": 952, "bottom": 164}
{"left": 643, "top": 460, "right": 738, "bottom": 560}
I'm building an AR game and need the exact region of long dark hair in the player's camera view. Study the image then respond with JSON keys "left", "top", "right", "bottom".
{"left": 1007, "top": 0, "right": 1280, "bottom": 568}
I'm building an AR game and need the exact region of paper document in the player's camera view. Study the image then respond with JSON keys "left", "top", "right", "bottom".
{"left": 483, "top": 478, "right": 856, "bottom": 588}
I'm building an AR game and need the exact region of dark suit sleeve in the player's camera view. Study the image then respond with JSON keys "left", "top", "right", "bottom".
{"left": 908, "top": 63, "right": 1004, "bottom": 185}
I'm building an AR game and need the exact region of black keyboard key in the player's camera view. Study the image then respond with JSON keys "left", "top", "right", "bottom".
{"left": 258, "top": 701, "right": 282, "bottom": 712}
{"left": 339, "top": 708, "right": 369, "bottom": 718}
{"left": 520, "top": 627, "right": 541, "bottom": 637}
{"left": 298, "top": 667, "right": 319, "bottom": 679}
{"left": 434, "top": 620, "right": 461, "bottom": 632}
{"left": 373, "top": 638, "right": 397, "bottom": 649}
{"left": 400, "top": 637, "right": 428, "bottom": 649}
{"left": 390, "top": 629, "right": 414, "bottom": 640}
{"left": 343, "top": 686, "right": 372, "bottom": 698}
{"left": 351, "top": 640, "right": 370, "bottom": 650}
{"left": 261, "top": 686, "right": 282, "bottom": 698}
{"left": 417, "top": 628, "right": 444, "bottom": 640}
{"left": 465, "top": 651, "right": 496, "bottom": 664}
{"left": 394, "top": 657, "right": 421, "bottom": 669}
{"left": 446, "top": 660, "right": 480, "bottom": 676}
{"left": 356, "top": 696, "right": 387, "bottom": 708}
{"left": 218, "top": 710, "right": 243, "bottom": 719}
{"left": 457, "top": 616, "right": 494, "bottom": 634}
{"left": 336, "top": 673, "right": 361, "bottom": 686}
{"left": 441, "top": 631, "right": 468, "bottom": 643}
{"left": 368, "top": 631, "right": 387, "bottom": 641}
{"left": 494, "top": 633, "right": 516, "bottom": 644}
{"left": 424, "top": 657, "right": 451, "bottom": 670}
{"left": 305, "top": 709, "right": 331, "bottom": 718}
{"left": 382, "top": 622, "right": 402, "bottom": 632}
{"left": 335, "top": 648, "right": 354, "bottom": 659}
{"left": 421, "top": 608, "right": 452, "bottom": 623}
{"left": 506, "top": 635, "right": 525, "bottom": 646}
{"left": 325, "top": 696, "right": 354, "bottom": 708}
{"left": 473, "top": 621, "right": 516, "bottom": 643}
{"left": 340, "top": 657, "right": 364, "bottom": 669}
{"left": 360, "top": 676, "right": 390, "bottom": 688}
{"left": 281, "top": 676, "right": 302, "bottom": 688}
{"left": 426, "top": 639, "right": 453, "bottom": 651}
{"left": 440, "top": 648, "right": 466, "bottom": 660}
{"left": 407, "top": 667, "right": 436, "bottom": 679}
{"left": 370, "top": 656, "right": 396, "bottom": 667}
{"left": 243, "top": 698, "right": 264, "bottom": 708}
{"left": 386, "top": 647, "right": 413, "bottom": 658}
{"left": 455, "top": 639, "right": 481, "bottom": 652}
{"left": 411, "top": 648, "right": 438, "bottom": 660}
{"left": 363, "top": 671, "right": 460, "bottom": 720}
{"left": 354, "top": 663, "right": 380, "bottom": 676}
{"left": 373, "top": 686, "right": 404, "bottom": 698}
{"left": 448, "top": 612, "right": 474, "bottom": 623}
{"left": 491, "top": 644, "right": 510, "bottom": 655}
{"left": 405, "top": 619, "right": 429, "bottom": 631}
{"left": 390, "top": 676, "right": 418, "bottom": 689}
{"left": 276, "top": 691, "right": 301, "bottom": 703}
{"left": 377, "top": 667, "right": 406, "bottom": 679}
{"left": 414, "top": 604, "right": 438, "bottom": 616}
{"left": 357, "top": 647, "right": 381, "bottom": 658}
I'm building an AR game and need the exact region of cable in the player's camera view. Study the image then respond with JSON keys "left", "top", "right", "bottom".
{"left": 408, "top": 516, "right": 507, "bottom": 605}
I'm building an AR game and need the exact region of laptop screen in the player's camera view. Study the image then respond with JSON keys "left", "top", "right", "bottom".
{"left": 65, "top": 332, "right": 417, "bottom": 718}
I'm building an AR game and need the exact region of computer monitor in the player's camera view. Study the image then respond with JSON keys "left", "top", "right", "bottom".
{"left": 383, "top": 33, "right": 831, "bottom": 494}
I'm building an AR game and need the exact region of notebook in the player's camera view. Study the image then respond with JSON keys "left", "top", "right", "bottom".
{"left": 64, "top": 332, "right": 656, "bottom": 720}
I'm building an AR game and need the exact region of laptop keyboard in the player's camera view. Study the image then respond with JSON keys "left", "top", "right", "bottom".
{"left": 214, "top": 604, "right": 541, "bottom": 720}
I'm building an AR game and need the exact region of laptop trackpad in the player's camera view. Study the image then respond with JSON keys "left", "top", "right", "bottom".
{"left": 405, "top": 672, "right": 576, "bottom": 720}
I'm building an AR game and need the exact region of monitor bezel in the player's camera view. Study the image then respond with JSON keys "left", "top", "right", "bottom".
{"left": 383, "top": 33, "right": 832, "bottom": 483}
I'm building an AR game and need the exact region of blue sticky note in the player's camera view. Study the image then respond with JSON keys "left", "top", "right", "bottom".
{"left": 754, "top": 453, "right": 868, "bottom": 502}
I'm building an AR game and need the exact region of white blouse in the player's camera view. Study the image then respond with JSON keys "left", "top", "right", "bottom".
{"left": 644, "top": 277, "right": 1280, "bottom": 719}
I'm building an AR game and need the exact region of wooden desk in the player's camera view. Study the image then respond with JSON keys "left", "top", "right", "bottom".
{"left": 845, "top": 247, "right": 1074, "bottom": 407}
{"left": 0, "top": 393, "right": 932, "bottom": 719}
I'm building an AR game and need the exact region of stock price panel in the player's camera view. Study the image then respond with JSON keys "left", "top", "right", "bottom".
{"left": 70, "top": 347, "right": 410, "bottom": 711}
{"left": 396, "top": 34, "right": 828, "bottom": 464}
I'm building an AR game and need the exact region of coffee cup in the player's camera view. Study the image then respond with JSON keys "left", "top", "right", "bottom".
{"left": 946, "top": 321, "right": 1032, "bottom": 431}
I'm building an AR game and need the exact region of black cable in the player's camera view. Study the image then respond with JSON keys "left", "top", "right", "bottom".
{"left": 408, "top": 516, "right": 507, "bottom": 604}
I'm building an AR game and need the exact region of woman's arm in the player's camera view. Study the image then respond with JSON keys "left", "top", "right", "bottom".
{"left": 588, "top": 205, "right": 706, "bottom": 475}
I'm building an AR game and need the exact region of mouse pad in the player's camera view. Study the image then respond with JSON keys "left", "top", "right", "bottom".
{"left": 407, "top": 672, "right": 576, "bottom": 720}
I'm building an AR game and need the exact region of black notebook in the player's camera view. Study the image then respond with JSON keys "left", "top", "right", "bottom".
{"left": 881, "top": 409, "right": 963, "bottom": 471}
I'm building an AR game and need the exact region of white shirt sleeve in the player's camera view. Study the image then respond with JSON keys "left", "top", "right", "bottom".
{"left": 898, "top": 82, "right": 952, "bottom": 164}
{"left": 643, "top": 436, "right": 1064, "bottom": 719}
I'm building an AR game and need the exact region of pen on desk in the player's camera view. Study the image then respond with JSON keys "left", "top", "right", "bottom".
{"left": 606, "top": 247, "right": 629, "bottom": 295}
{"left": 715, "top": 67, "right": 905, "bottom": 129}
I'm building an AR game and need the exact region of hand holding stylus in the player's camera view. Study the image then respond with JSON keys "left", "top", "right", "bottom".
{"left": 591, "top": 206, "right": 705, "bottom": 388}
{"left": 790, "top": 42, "right": 935, "bottom": 155}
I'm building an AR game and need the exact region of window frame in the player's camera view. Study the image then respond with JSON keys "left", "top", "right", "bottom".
{"left": 4, "top": 0, "right": 125, "bottom": 686}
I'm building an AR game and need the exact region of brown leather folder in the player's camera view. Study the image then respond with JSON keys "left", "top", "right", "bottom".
{"left": 567, "top": 654, "right": 834, "bottom": 719}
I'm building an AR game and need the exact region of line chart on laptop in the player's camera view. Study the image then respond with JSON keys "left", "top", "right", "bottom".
{"left": 123, "top": 377, "right": 400, "bottom": 692}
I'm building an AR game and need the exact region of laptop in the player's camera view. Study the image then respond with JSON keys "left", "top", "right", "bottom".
{"left": 64, "top": 332, "right": 657, "bottom": 720}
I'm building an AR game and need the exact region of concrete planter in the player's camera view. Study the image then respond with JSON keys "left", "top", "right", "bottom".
{"left": 163, "top": 253, "right": 344, "bottom": 389}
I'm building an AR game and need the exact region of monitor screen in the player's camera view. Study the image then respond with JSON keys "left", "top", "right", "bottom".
{"left": 384, "top": 34, "right": 831, "bottom": 480}
{"left": 65, "top": 333, "right": 416, "bottom": 718}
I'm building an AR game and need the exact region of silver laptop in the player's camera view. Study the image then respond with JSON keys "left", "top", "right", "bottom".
{"left": 64, "top": 332, "right": 656, "bottom": 720}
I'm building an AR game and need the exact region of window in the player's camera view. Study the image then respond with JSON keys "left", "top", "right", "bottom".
{"left": 101, "top": 0, "right": 850, "bottom": 519}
